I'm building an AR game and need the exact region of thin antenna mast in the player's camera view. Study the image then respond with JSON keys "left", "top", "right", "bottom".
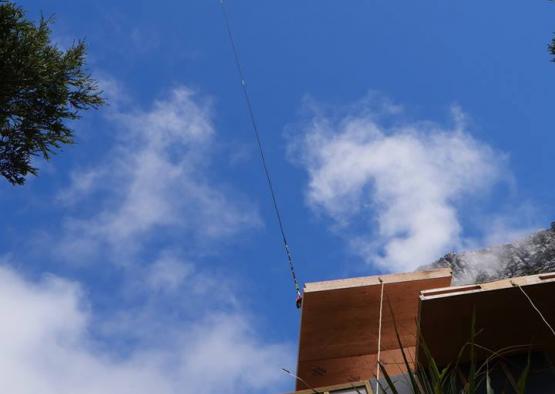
{"left": 219, "top": 0, "right": 303, "bottom": 308}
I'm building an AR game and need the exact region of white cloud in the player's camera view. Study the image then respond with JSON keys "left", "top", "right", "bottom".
{"left": 56, "top": 86, "right": 260, "bottom": 263}
{"left": 0, "top": 264, "right": 292, "bottom": 394}
{"left": 291, "top": 99, "right": 507, "bottom": 272}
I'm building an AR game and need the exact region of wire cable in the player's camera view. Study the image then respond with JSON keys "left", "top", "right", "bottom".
{"left": 281, "top": 369, "right": 320, "bottom": 393}
{"left": 511, "top": 280, "right": 555, "bottom": 338}
{"left": 218, "top": 0, "right": 302, "bottom": 308}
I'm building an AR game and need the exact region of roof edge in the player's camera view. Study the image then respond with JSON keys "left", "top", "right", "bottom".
{"left": 304, "top": 267, "right": 452, "bottom": 293}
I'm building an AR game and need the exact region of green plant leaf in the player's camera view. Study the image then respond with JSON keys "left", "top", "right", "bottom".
{"left": 467, "top": 311, "right": 477, "bottom": 394}
{"left": 499, "top": 361, "right": 519, "bottom": 393}
{"left": 516, "top": 352, "right": 531, "bottom": 394}
{"left": 486, "top": 366, "right": 494, "bottom": 394}
{"left": 378, "top": 361, "right": 399, "bottom": 394}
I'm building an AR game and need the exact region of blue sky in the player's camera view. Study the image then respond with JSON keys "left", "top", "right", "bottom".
{"left": 2, "top": 0, "right": 555, "bottom": 392}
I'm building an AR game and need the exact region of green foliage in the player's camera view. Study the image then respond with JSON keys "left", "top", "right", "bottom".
{"left": 378, "top": 313, "right": 533, "bottom": 394}
{"left": 0, "top": 0, "right": 103, "bottom": 185}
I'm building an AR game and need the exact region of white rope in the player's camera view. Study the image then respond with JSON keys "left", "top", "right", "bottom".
{"left": 375, "top": 278, "right": 385, "bottom": 394}
{"left": 512, "top": 281, "right": 555, "bottom": 338}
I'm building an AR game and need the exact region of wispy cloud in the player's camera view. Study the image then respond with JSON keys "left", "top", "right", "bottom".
{"left": 290, "top": 96, "right": 512, "bottom": 272}
{"left": 143, "top": 252, "right": 193, "bottom": 294}
{"left": 56, "top": 85, "right": 260, "bottom": 264}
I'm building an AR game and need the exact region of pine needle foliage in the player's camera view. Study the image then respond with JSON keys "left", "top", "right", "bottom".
{"left": 0, "top": 0, "right": 104, "bottom": 185}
